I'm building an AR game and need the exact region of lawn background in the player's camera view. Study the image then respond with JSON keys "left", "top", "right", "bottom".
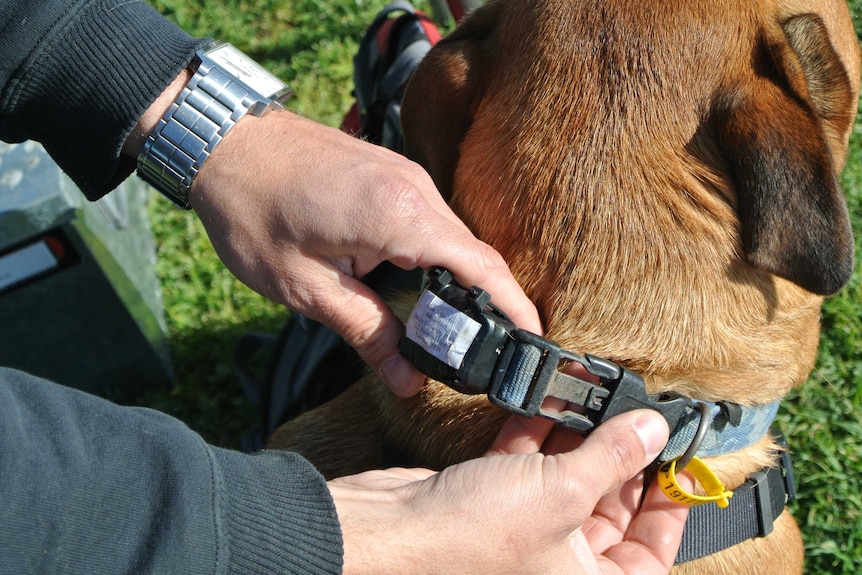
{"left": 135, "top": 1, "right": 862, "bottom": 573}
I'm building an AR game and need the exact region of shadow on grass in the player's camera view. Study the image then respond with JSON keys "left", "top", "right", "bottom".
{"left": 127, "top": 313, "right": 288, "bottom": 450}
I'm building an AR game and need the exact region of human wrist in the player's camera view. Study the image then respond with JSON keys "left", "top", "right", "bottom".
{"left": 329, "top": 480, "right": 426, "bottom": 575}
{"left": 132, "top": 42, "right": 291, "bottom": 209}
{"left": 122, "top": 70, "right": 192, "bottom": 159}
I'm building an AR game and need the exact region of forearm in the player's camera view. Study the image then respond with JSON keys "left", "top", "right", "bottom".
{"left": 0, "top": 0, "right": 206, "bottom": 199}
{"left": 0, "top": 368, "right": 343, "bottom": 575}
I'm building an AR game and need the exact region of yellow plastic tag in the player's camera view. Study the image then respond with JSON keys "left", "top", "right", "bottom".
{"left": 657, "top": 456, "right": 733, "bottom": 508}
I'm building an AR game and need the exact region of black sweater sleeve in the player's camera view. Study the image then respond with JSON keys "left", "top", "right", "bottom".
{"left": 0, "top": 0, "right": 207, "bottom": 199}
{"left": 0, "top": 368, "right": 343, "bottom": 575}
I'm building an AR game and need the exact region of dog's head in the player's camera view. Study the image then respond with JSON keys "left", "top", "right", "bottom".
{"left": 401, "top": 0, "right": 860, "bottom": 402}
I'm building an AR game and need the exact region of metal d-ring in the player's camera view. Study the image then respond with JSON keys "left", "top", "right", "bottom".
{"left": 675, "top": 401, "right": 711, "bottom": 471}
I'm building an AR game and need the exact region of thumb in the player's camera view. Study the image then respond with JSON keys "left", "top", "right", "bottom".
{"left": 555, "top": 410, "right": 669, "bottom": 505}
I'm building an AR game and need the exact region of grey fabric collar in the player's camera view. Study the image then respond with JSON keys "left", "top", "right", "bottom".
{"left": 661, "top": 400, "right": 780, "bottom": 461}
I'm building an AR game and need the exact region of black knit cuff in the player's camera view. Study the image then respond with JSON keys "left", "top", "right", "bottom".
{"left": 213, "top": 448, "right": 344, "bottom": 575}
{"left": 1, "top": 0, "right": 207, "bottom": 198}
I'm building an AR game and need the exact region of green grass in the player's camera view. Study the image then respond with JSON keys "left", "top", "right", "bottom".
{"left": 135, "top": 1, "right": 862, "bottom": 573}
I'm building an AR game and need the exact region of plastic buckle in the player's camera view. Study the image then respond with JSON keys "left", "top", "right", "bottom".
{"left": 749, "top": 433, "right": 798, "bottom": 538}
{"left": 399, "top": 267, "right": 516, "bottom": 395}
{"left": 401, "top": 266, "right": 692, "bottom": 437}
{"left": 582, "top": 354, "right": 692, "bottom": 434}
{"left": 750, "top": 469, "right": 775, "bottom": 537}
{"left": 486, "top": 334, "right": 692, "bottom": 435}
{"left": 487, "top": 330, "right": 608, "bottom": 432}
{"left": 772, "top": 432, "right": 797, "bottom": 503}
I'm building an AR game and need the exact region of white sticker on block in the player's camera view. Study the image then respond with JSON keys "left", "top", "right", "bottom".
{"left": 405, "top": 290, "right": 482, "bottom": 369}
{"left": 0, "top": 240, "right": 59, "bottom": 291}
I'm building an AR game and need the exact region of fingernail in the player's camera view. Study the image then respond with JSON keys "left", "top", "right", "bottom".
{"left": 633, "top": 412, "right": 669, "bottom": 460}
{"left": 380, "top": 355, "right": 417, "bottom": 397}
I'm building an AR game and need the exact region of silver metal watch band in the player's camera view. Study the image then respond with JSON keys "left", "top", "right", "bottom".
{"left": 137, "top": 47, "right": 287, "bottom": 209}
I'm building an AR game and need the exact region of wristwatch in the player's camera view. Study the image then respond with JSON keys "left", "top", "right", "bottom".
{"left": 137, "top": 41, "right": 292, "bottom": 209}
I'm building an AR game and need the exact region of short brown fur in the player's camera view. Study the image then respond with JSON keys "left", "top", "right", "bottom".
{"left": 269, "top": 1, "right": 861, "bottom": 572}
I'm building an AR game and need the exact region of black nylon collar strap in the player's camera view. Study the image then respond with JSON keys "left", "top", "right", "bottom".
{"left": 674, "top": 441, "right": 797, "bottom": 564}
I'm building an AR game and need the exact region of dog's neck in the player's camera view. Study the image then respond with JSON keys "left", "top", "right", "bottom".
{"left": 446, "top": 68, "right": 824, "bottom": 405}
{"left": 448, "top": 146, "right": 822, "bottom": 407}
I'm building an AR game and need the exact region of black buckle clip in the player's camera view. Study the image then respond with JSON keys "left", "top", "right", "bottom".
{"left": 581, "top": 353, "right": 692, "bottom": 433}
{"left": 750, "top": 435, "right": 797, "bottom": 537}
{"left": 774, "top": 432, "right": 798, "bottom": 503}
{"left": 484, "top": 330, "right": 692, "bottom": 435}
{"left": 484, "top": 329, "right": 607, "bottom": 432}
{"left": 400, "top": 267, "right": 693, "bottom": 436}
{"left": 750, "top": 468, "right": 776, "bottom": 537}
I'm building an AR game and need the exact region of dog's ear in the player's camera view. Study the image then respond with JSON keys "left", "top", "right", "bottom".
{"left": 715, "top": 14, "right": 856, "bottom": 295}
{"left": 401, "top": 4, "right": 498, "bottom": 198}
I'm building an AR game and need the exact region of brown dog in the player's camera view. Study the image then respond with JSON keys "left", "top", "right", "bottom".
{"left": 269, "top": 0, "right": 861, "bottom": 572}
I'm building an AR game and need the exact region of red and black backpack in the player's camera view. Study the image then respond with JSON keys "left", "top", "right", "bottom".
{"left": 341, "top": 0, "right": 443, "bottom": 152}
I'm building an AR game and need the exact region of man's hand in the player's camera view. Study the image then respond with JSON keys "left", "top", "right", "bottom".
{"left": 187, "top": 110, "right": 542, "bottom": 397}
{"left": 329, "top": 409, "right": 688, "bottom": 575}
{"left": 189, "top": 111, "right": 541, "bottom": 397}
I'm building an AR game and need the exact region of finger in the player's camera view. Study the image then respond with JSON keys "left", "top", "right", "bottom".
{"left": 296, "top": 263, "right": 426, "bottom": 398}
{"left": 589, "top": 459, "right": 697, "bottom": 551}
{"left": 487, "top": 405, "right": 588, "bottom": 456}
{"left": 486, "top": 356, "right": 600, "bottom": 455}
{"left": 600, "top": 476, "right": 690, "bottom": 573}
{"left": 486, "top": 413, "right": 558, "bottom": 455}
{"left": 579, "top": 473, "right": 648, "bottom": 553}
{"left": 396, "top": 169, "right": 541, "bottom": 333}
{"left": 380, "top": 210, "right": 542, "bottom": 335}
{"left": 433, "top": 241, "right": 542, "bottom": 334}
{"left": 355, "top": 167, "right": 540, "bottom": 333}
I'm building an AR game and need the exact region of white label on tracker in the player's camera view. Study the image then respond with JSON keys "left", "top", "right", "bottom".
{"left": 405, "top": 290, "right": 482, "bottom": 369}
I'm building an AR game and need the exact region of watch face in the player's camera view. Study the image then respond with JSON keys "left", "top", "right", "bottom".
{"left": 205, "top": 43, "right": 290, "bottom": 101}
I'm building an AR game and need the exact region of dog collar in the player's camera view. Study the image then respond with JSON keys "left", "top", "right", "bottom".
{"left": 674, "top": 434, "right": 797, "bottom": 564}
{"left": 399, "top": 267, "right": 778, "bottom": 462}
{"left": 661, "top": 400, "right": 779, "bottom": 461}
